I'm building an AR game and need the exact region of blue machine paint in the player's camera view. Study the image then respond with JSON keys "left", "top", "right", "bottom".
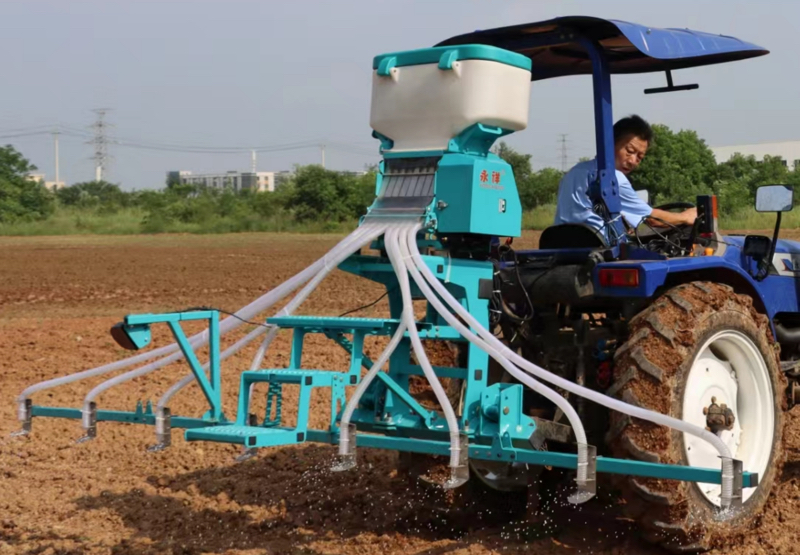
{"left": 589, "top": 236, "right": 800, "bottom": 325}
{"left": 437, "top": 16, "right": 768, "bottom": 80}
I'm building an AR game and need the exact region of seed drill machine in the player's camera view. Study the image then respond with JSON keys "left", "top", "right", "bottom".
{"left": 16, "top": 16, "right": 800, "bottom": 553}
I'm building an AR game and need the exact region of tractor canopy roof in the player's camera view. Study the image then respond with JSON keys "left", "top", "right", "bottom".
{"left": 437, "top": 16, "right": 767, "bottom": 81}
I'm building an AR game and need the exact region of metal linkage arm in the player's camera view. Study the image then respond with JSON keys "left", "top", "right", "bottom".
{"left": 16, "top": 310, "right": 229, "bottom": 445}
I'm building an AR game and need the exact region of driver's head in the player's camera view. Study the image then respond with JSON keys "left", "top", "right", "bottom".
{"left": 613, "top": 115, "right": 653, "bottom": 175}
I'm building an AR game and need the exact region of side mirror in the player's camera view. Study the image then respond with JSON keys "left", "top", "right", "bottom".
{"left": 635, "top": 189, "right": 649, "bottom": 205}
{"left": 755, "top": 185, "right": 793, "bottom": 212}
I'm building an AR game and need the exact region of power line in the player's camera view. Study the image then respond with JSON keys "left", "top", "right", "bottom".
{"left": 0, "top": 121, "right": 382, "bottom": 156}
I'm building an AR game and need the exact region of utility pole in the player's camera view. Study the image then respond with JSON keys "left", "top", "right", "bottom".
{"left": 321, "top": 144, "right": 326, "bottom": 168}
{"left": 52, "top": 129, "right": 60, "bottom": 185}
{"left": 251, "top": 149, "right": 257, "bottom": 173}
{"left": 88, "top": 109, "right": 112, "bottom": 182}
{"left": 559, "top": 133, "right": 569, "bottom": 172}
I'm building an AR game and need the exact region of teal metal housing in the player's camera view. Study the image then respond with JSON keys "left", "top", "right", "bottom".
{"left": 434, "top": 150, "right": 521, "bottom": 237}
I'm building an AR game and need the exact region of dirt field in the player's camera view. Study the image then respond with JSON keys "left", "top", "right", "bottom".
{"left": 2, "top": 231, "right": 800, "bottom": 555}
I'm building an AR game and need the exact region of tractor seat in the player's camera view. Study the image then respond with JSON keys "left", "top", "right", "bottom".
{"left": 539, "top": 223, "right": 608, "bottom": 249}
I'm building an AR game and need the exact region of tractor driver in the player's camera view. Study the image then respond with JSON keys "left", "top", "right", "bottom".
{"left": 553, "top": 115, "right": 697, "bottom": 239}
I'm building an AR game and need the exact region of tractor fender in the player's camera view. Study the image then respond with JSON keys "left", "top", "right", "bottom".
{"left": 594, "top": 258, "right": 776, "bottom": 334}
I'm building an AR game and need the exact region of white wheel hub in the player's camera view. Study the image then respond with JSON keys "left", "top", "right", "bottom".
{"left": 682, "top": 330, "right": 774, "bottom": 506}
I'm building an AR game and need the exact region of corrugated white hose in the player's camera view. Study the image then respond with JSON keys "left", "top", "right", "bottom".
{"left": 397, "top": 225, "right": 591, "bottom": 485}
{"left": 337, "top": 320, "right": 408, "bottom": 459}
{"left": 15, "top": 223, "right": 381, "bottom": 418}
{"left": 406, "top": 228, "right": 737, "bottom": 503}
{"left": 385, "top": 226, "right": 463, "bottom": 473}
{"left": 83, "top": 223, "right": 387, "bottom": 419}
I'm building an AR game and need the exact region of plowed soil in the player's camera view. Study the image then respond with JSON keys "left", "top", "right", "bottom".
{"left": 3, "top": 231, "right": 800, "bottom": 555}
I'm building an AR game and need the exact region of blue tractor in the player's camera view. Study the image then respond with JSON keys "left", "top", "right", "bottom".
{"left": 438, "top": 16, "right": 794, "bottom": 551}
{"left": 15, "top": 15, "right": 796, "bottom": 554}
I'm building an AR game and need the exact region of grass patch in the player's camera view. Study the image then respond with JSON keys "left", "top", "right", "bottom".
{"left": 0, "top": 207, "right": 145, "bottom": 235}
{"left": 521, "top": 205, "right": 557, "bottom": 230}
{"left": 0, "top": 207, "right": 358, "bottom": 236}
{"left": 3, "top": 204, "right": 799, "bottom": 236}
{"left": 719, "top": 207, "right": 800, "bottom": 230}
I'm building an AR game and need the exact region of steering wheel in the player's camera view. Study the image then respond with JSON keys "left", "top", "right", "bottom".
{"left": 635, "top": 201, "right": 697, "bottom": 256}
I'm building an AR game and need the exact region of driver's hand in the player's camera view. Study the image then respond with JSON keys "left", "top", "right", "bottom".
{"left": 681, "top": 207, "right": 698, "bottom": 225}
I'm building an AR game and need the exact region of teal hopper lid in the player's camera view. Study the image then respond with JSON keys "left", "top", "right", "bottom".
{"left": 372, "top": 44, "right": 532, "bottom": 75}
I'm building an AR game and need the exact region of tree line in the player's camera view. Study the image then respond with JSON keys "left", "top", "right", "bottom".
{"left": 0, "top": 160, "right": 377, "bottom": 233}
{"left": 498, "top": 124, "right": 800, "bottom": 213}
{"left": 2, "top": 123, "right": 800, "bottom": 232}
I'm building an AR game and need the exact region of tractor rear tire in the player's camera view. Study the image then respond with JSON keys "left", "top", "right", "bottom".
{"left": 607, "top": 282, "right": 786, "bottom": 552}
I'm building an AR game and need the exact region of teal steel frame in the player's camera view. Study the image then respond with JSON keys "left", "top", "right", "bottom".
{"left": 179, "top": 251, "right": 758, "bottom": 490}
{"left": 28, "top": 310, "right": 229, "bottom": 432}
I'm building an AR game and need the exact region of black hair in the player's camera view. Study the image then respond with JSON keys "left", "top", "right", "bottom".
{"left": 613, "top": 115, "right": 653, "bottom": 145}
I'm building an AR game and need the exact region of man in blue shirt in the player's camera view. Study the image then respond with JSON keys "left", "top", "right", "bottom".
{"left": 554, "top": 115, "right": 696, "bottom": 238}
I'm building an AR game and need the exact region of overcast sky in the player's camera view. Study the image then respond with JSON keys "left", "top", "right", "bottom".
{"left": 2, "top": 0, "right": 798, "bottom": 189}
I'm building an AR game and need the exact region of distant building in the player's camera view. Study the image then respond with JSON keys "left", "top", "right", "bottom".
{"left": 711, "top": 141, "right": 800, "bottom": 170}
{"left": 26, "top": 173, "right": 65, "bottom": 191}
{"left": 167, "top": 170, "right": 276, "bottom": 192}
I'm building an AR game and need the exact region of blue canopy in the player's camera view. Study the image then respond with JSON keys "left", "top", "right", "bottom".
{"left": 437, "top": 16, "right": 768, "bottom": 81}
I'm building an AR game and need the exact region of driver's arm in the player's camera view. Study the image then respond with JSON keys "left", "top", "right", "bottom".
{"left": 648, "top": 207, "right": 697, "bottom": 227}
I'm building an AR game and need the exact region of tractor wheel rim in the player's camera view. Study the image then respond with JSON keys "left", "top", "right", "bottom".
{"left": 682, "top": 330, "right": 774, "bottom": 506}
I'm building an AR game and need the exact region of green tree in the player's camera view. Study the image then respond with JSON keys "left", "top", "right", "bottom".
{"left": 714, "top": 153, "right": 793, "bottom": 212}
{"left": 631, "top": 124, "right": 718, "bottom": 205}
{"left": 57, "top": 180, "right": 127, "bottom": 209}
{"left": 496, "top": 142, "right": 538, "bottom": 209}
{"left": 289, "top": 165, "right": 367, "bottom": 222}
{"left": 0, "top": 145, "right": 54, "bottom": 222}
{"left": 496, "top": 142, "right": 564, "bottom": 209}
{"left": 528, "top": 167, "right": 564, "bottom": 206}
{"left": 350, "top": 170, "right": 378, "bottom": 217}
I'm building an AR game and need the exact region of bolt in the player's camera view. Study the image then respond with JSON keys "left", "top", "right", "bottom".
{"left": 503, "top": 407, "right": 509, "bottom": 415}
